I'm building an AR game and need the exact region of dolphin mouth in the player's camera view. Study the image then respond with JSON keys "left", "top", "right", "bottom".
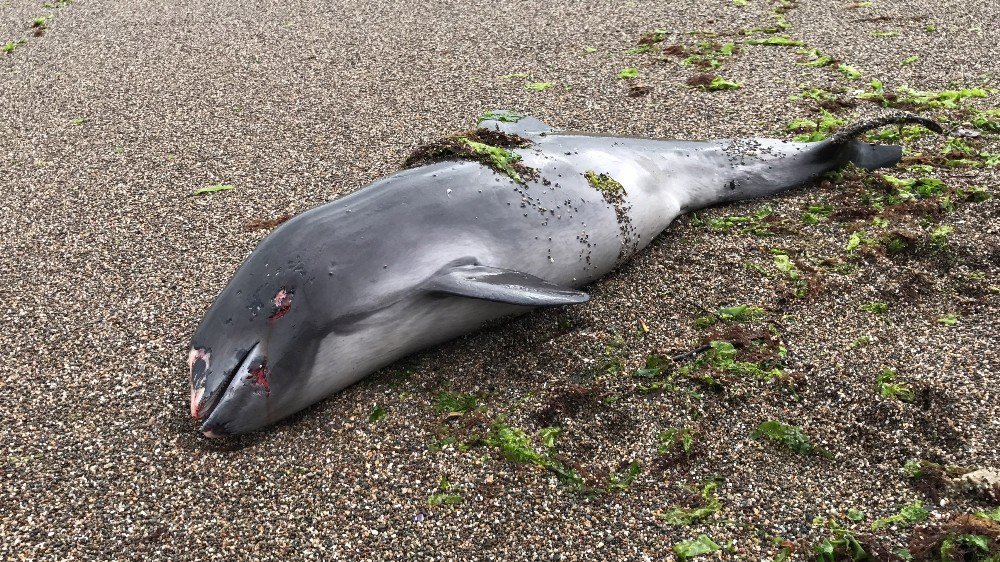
{"left": 192, "top": 342, "right": 259, "bottom": 427}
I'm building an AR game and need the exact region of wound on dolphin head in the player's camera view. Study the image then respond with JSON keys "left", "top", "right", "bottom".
{"left": 269, "top": 289, "right": 293, "bottom": 321}
{"left": 248, "top": 360, "right": 270, "bottom": 394}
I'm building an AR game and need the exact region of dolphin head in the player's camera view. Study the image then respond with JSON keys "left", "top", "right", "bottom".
{"left": 188, "top": 245, "right": 333, "bottom": 437}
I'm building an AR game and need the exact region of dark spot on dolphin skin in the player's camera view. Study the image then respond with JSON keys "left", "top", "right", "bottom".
{"left": 191, "top": 358, "right": 208, "bottom": 388}
{"left": 728, "top": 179, "right": 737, "bottom": 190}
{"left": 248, "top": 360, "right": 270, "bottom": 394}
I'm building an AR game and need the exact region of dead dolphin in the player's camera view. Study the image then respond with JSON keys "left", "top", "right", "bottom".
{"left": 188, "top": 110, "right": 940, "bottom": 436}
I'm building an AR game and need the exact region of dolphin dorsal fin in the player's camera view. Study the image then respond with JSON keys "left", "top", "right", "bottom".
{"left": 477, "top": 109, "right": 554, "bottom": 137}
{"left": 425, "top": 264, "right": 589, "bottom": 306}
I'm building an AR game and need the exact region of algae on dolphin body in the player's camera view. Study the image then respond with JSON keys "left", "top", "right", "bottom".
{"left": 583, "top": 170, "right": 637, "bottom": 262}
{"left": 476, "top": 110, "right": 523, "bottom": 124}
{"left": 460, "top": 139, "right": 528, "bottom": 184}
{"left": 403, "top": 128, "right": 537, "bottom": 184}
{"left": 584, "top": 170, "right": 625, "bottom": 196}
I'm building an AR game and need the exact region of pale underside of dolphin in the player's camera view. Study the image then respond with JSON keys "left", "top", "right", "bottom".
{"left": 187, "top": 110, "right": 940, "bottom": 436}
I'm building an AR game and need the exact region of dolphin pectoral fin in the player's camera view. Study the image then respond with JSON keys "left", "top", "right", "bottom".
{"left": 425, "top": 264, "right": 589, "bottom": 306}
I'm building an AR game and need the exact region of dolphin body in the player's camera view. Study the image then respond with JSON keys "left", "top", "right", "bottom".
{"left": 188, "top": 111, "right": 939, "bottom": 436}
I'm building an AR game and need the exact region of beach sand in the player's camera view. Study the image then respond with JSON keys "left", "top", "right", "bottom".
{"left": 2, "top": 0, "right": 998, "bottom": 559}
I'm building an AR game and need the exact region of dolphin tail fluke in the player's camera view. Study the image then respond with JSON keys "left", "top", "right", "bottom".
{"left": 829, "top": 112, "right": 943, "bottom": 145}
{"left": 842, "top": 142, "right": 903, "bottom": 171}
{"left": 828, "top": 112, "right": 943, "bottom": 171}
{"left": 815, "top": 112, "right": 944, "bottom": 170}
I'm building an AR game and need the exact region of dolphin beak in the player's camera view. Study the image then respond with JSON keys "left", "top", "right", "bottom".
{"left": 198, "top": 342, "right": 269, "bottom": 437}
{"left": 189, "top": 347, "right": 214, "bottom": 419}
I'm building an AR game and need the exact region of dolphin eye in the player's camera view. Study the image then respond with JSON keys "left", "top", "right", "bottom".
{"left": 269, "top": 289, "right": 293, "bottom": 320}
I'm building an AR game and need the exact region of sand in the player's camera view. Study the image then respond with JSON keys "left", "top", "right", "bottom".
{"left": 2, "top": 0, "right": 998, "bottom": 559}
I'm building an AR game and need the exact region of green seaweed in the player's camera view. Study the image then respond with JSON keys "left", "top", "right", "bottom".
{"left": 788, "top": 109, "right": 845, "bottom": 142}
{"left": 706, "top": 76, "right": 740, "bottom": 90}
{"left": 525, "top": 82, "right": 554, "bottom": 91}
{"left": 695, "top": 304, "right": 765, "bottom": 328}
{"left": 538, "top": 426, "right": 561, "bottom": 448}
{"left": 680, "top": 42, "right": 738, "bottom": 69}
{"left": 434, "top": 390, "right": 479, "bottom": 414}
{"left": 674, "top": 535, "right": 722, "bottom": 560}
{"left": 427, "top": 475, "right": 462, "bottom": 506}
{"left": 938, "top": 314, "right": 958, "bottom": 326}
{"left": 192, "top": 184, "right": 234, "bottom": 196}
{"left": 971, "top": 109, "right": 1000, "bottom": 133}
{"left": 607, "top": 461, "right": 641, "bottom": 492}
{"left": 618, "top": 67, "right": 639, "bottom": 79}
{"left": 859, "top": 301, "right": 888, "bottom": 315}
{"left": 707, "top": 207, "right": 774, "bottom": 235}
{"left": 658, "top": 427, "right": 695, "bottom": 455}
{"left": 485, "top": 421, "right": 584, "bottom": 487}
{"left": 461, "top": 139, "right": 527, "bottom": 183}
{"left": 802, "top": 203, "right": 833, "bottom": 224}
{"left": 838, "top": 64, "right": 862, "bottom": 79}
{"left": 799, "top": 49, "right": 835, "bottom": 67}
{"left": 773, "top": 252, "right": 808, "bottom": 297}
{"left": 876, "top": 368, "right": 915, "bottom": 402}
{"left": 658, "top": 482, "right": 722, "bottom": 525}
{"left": 861, "top": 86, "right": 990, "bottom": 109}
{"left": 871, "top": 501, "right": 928, "bottom": 530}
{"left": 368, "top": 404, "right": 387, "bottom": 423}
{"left": 584, "top": 170, "right": 624, "bottom": 194}
{"left": 751, "top": 420, "right": 817, "bottom": 454}
{"left": 3, "top": 39, "right": 27, "bottom": 54}
{"left": 747, "top": 36, "right": 803, "bottom": 46}
{"left": 404, "top": 128, "right": 536, "bottom": 183}
{"left": 476, "top": 110, "right": 523, "bottom": 124}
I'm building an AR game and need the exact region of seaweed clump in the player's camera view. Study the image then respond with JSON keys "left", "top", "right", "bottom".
{"left": 403, "top": 129, "right": 537, "bottom": 184}
{"left": 909, "top": 513, "right": 1000, "bottom": 561}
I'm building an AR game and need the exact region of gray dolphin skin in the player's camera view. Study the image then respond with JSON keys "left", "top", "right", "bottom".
{"left": 188, "top": 110, "right": 940, "bottom": 436}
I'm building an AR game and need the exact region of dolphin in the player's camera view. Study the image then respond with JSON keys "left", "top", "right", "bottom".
{"left": 188, "top": 110, "right": 940, "bottom": 436}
